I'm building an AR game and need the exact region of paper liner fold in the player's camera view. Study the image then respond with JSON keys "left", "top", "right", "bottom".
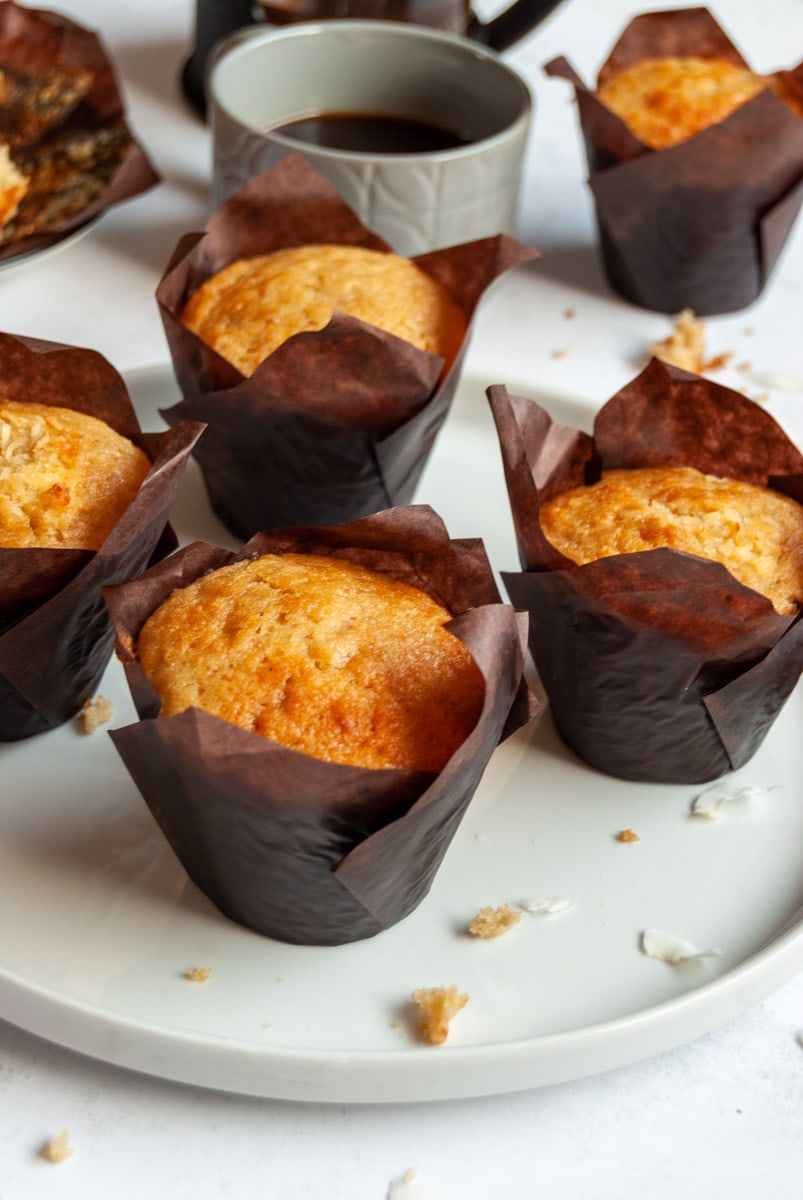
{"left": 0, "top": 2, "right": 160, "bottom": 262}
{"left": 488, "top": 359, "right": 803, "bottom": 782}
{"left": 156, "top": 154, "right": 538, "bottom": 540}
{"left": 545, "top": 7, "right": 803, "bottom": 314}
{"left": 0, "top": 334, "right": 203, "bottom": 740}
{"left": 105, "top": 505, "right": 538, "bottom": 945}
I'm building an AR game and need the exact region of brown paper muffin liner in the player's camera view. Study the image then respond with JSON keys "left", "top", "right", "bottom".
{"left": 545, "top": 7, "right": 803, "bottom": 314}
{"left": 0, "top": 333, "right": 204, "bottom": 740}
{"left": 156, "top": 153, "right": 538, "bottom": 540}
{"left": 488, "top": 359, "right": 803, "bottom": 783}
{"left": 0, "top": 1, "right": 160, "bottom": 262}
{"left": 105, "top": 505, "right": 538, "bottom": 946}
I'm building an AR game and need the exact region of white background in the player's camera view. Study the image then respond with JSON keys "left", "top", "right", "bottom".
{"left": 1, "top": 0, "right": 802, "bottom": 1196}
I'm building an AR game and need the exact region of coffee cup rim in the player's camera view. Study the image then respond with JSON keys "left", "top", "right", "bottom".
{"left": 207, "top": 18, "right": 532, "bottom": 158}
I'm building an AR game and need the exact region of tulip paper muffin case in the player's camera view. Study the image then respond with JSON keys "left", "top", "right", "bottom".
{"left": 489, "top": 359, "right": 803, "bottom": 784}
{"left": 545, "top": 7, "right": 803, "bottom": 314}
{"left": 105, "top": 505, "right": 537, "bottom": 946}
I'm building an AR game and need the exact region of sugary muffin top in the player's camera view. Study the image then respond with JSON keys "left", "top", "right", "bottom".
{"left": 0, "top": 399, "right": 150, "bottom": 549}
{"left": 180, "top": 243, "right": 467, "bottom": 377}
{"left": 539, "top": 465, "right": 803, "bottom": 614}
{"left": 137, "top": 551, "right": 486, "bottom": 771}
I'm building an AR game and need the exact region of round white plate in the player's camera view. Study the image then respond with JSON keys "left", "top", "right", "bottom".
{"left": 0, "top": 365, "right": 801, "bottom": 1104}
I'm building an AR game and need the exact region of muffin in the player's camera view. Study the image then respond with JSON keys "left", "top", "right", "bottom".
{"left": 136, "top": 551, "right": 485, "bottom": 772}
{"left": 0, "top": 399, "right": 151, "bottom": 549}
{"left": 489, "top": 359, "right": 803, "bottom": 783}
{"left": 179, "top": 244, "right": 467, "bottom": 380}
{"left": 106, "top": 506, "right": 536, "bottom": 946}
{"left": 0, "top": 332, "right": 202, "bottom": 740}
{"left": 539, "top": 466, "right": 803, "bottom": 617}
{"left": 545, "top": 7, "right": 803, "bottom": 314}
{"left": 157, "top": 154, "right": 537, "bottom": 540}
{"left": 0, "top": 1, "right": 159, "bottom": 261}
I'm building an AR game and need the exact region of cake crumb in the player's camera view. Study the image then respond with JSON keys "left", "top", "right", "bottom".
{"left": 551, "top": 346, "right": 571, "bottom": 360}
{"left": 78, "top": 694, "right": 113, "bottom": 733}
{"left": 184, "top": 966, "right": 212, "bottom": 982}
{"left": 412, "top": 985, "right": 468, "bottom": 1045}
{"left": 563, "top": 307, "right": 576, "bottom": 319}
{"left": 615, "top": 828, "right": 640, "bottom": 843}
{"left": 649, "top": 308, "right": 731, "bottom": 374}
{"left": 40, "top": 1130, "right": 73, "bottom": 1164}
{"left": 468, "top": 902, "right": 522, "bottom": 938}
{"left": 641, "top": 928, "right": 721, "bottom": 964}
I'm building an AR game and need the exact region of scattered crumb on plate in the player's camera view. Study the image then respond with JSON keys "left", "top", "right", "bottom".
{"left": 691, "top": 782, "right": 773, "bottom": 819}
{"left": 411, "top": 985, "right": 468, "bottom": 1045}
{"left": 648, "top": 308, "right": 731, "bottom": 374}
{"left": 551, "top": 346, "right": 572, "bottom": 360}
{"left": 78, "top": 694, "right": 113, "bottom": 733}
{"left": 641, "top": 928, "right": 722, "bottom": 964}
{"left": 184, "top": 966, "right": 212, "bottom": 982}
{"left": 520, "top": 896, "right": 573, "bottom": 915}
{"left": 387, "top": 1167, "right": 460, "bottom": 1200}
{"left": 615, "top": 828, "right": 640, "bottom": 843}
{"left": 40, "top": 1129, "right": 73, "bottom": 1164}
{"left": 563, "top": 307, "right": 576, "bottom": 319}
{"left": 468, "top": 903, "right": 522, "bottom": 938}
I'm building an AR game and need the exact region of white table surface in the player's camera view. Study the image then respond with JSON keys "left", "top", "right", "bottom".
{"left": 1, "top": 0, "right": 803, "bottom": 1195}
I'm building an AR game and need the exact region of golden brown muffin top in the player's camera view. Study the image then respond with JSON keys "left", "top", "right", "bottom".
{"left": 597, "top": 56, "right": 799, "bottom": 149}
{"left": 539, "top": 465, "right": 803, "bottom": 615}
{"left": 0, "top": 399, "right": 151, "bottom": 550}
{"left": 179, "top": 243, "right": 467, "bottom": 378}
{"left": 137, "top": 552, "right": 485, "bottom": 771}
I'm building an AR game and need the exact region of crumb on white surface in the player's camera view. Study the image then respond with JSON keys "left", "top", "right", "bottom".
{"left": 411, "top": 985, "right": 468, "bottom": 1046}
{"left": 184, "top": 966, "right": 212, "bottom": 982}
{"left": 520, "top": 896, "right": 573, "bottom": 915}
{"left": 648, "top": 308, "right": 731, "bottom": 374}
{"left": 641, "top": 928, "right": 722, "bottom": 964}
{"left": 468, "top": 902, "right": 522, "bottom": 938}
{"left": 387, "top": 1167, "right": 461, "bottom": 1200}
{"left": 615, "top": 828, "right": 640, "bottom": 843}
{"left": 40, "top": 1130, "right": 73, "bottom": 1164}
{"left": 691, "top": 782, "right": 774, "bottom": 819}
{"left": 78, "top": 694, "right": 113, "bottom": 733}
{"left": 551, "top": 346, "right": 572, "bottom": 360}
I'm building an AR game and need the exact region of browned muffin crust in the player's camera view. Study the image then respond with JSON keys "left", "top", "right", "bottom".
{"left": 597, "top": 56, "right": 801, "bottom": 149}
{"left": 137, "top": 552, "right": 485, "bottom": 771}
{"left": 540, "top": 465, "right": 803, "bottom": 614}
{"left": 179, "top": 243, "right": 467, "bottom": 378}
{"left": 0, "top": 399, "right": 151, "bottom": 549}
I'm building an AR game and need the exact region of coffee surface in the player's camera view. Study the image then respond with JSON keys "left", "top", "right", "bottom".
{"left": 272, "top": 111, "right": 469, "bottom": 153}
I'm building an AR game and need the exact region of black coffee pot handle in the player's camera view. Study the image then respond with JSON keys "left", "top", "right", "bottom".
{"left": 468, "top": 0, "right": 564, "bottom": 52}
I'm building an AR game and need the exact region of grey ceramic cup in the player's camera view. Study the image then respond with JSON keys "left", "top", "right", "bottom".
{"left": 208, "top": 20, "right": 532, "bottom": 255}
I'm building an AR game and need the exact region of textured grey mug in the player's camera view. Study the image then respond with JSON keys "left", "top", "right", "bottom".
{"left": 208, "top": 20, "right": 532, "bottom": 255}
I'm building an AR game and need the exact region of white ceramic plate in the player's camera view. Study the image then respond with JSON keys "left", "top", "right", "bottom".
{"left": 0, "top": 365, "right": 801, "bottom": 1104}
{"left": 0, "top": 218, "right": 98, "bottom": 273}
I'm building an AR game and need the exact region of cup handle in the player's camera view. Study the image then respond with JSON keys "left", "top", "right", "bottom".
{"left": 468, "top": 0, "right": 565, "bottom": 52}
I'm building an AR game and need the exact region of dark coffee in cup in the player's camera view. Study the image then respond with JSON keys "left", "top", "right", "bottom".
{"left": 269, "top": 111, "right": 472, "bottom": 154}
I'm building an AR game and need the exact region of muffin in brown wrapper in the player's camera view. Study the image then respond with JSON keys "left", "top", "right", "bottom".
{"left": 545, "top": 8, "right": 803, "bottom": 314}
{"left": 0, "top": 333, "right": 204, "bottom": 740}
{"left": 156, "top": 154, "right": 538, "bottom": 541}
{"left": 105, "top": 505, "right": 538, "bottom": 946}
{"left": 0, "top": 2, "right": 160, "bottom": 261}
{"left": 488, "top": 359, "right": 803, "bottom": 783}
